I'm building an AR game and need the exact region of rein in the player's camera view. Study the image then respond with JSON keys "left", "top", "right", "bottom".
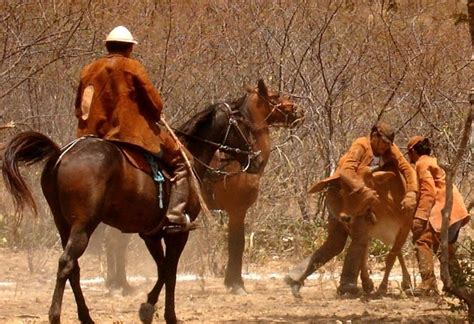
{"left": 175, "top": 102, "right": 261, "bottom": 177}
{"left": 248, "top": 91, "right": 299, "bottom": 130}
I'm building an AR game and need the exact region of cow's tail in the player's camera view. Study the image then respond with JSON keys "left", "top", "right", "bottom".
{"left": 2, "top": 131, "right": 60, "bottom": 216}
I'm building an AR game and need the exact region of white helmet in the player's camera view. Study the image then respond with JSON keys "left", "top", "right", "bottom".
{"left": 105, "top": 26, "right": 137, "bottom": 44}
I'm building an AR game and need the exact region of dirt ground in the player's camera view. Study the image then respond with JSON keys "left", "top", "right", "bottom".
{"left": 0, "top": 242, "right": 469, "bottom": 324}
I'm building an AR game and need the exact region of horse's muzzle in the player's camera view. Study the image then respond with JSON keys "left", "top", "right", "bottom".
{"left": 246, "top": 153, "right": 264, "bottom": 174}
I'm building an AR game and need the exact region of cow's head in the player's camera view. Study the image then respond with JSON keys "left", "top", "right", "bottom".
{"left": 339, "top": 168, "right": 399, "bottom": 222}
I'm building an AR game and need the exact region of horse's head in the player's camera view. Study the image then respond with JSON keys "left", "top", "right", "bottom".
{"left": 210, "top": 104, "right": 264, "bottom": 173}
{"left": 246, "top": 79, "right": 304, "bottom": 129}
{"left": 177, "top": 104, "right": 264, "bottom": 174}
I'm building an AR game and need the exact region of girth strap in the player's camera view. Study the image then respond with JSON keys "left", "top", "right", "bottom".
{"left": 54, "top": 135, "right": 98, "bottom": 169}
{"left": 145, "top": 153, "right": 166, "bottom": 209}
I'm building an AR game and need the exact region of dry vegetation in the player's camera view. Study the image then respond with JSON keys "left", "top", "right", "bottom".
{"left": 0, "top": 0, "right": 473, "bottom": 321}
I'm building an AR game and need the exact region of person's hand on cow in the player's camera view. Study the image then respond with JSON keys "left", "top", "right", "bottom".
{"left": 356, "top": 186, "right": 379, "bottom": 213}
{"left": 401, "top": 191, "right": 417, "bottom": 213}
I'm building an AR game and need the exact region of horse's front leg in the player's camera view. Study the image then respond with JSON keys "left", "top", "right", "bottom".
{"left": 224, "top": 209, "right": 247, "bottom": 295}
{"left": 105, "top": 228, "right": 134, "bottom": 295}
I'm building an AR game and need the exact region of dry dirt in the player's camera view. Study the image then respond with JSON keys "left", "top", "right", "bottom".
{"left": 0, "top": 242, "right": 469, "bottom": 324}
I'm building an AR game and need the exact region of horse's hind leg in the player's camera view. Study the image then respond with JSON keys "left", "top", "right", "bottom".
{"left": 49, "top": 225, "right": 94, "bottom": 324}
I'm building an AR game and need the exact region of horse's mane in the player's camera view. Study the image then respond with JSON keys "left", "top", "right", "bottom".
{"left": 177, "top": 95, "right": 248, "bottom": 146}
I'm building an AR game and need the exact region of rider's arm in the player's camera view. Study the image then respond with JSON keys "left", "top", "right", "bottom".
{"left": 414, "top": 160, "right": 436, "bottom": 220}
{"left": 391, "top": 144, "right": 418, "bottom": 194}
{"left": 339, "top": 141, "right": 366, "bottom": 191}
{"left": 133, "top": 61, "right": 163, "bottom": 121}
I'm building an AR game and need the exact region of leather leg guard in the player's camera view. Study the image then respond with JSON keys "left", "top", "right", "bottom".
{"left": 166, "top": 162, "right": 189, "bottom": 224}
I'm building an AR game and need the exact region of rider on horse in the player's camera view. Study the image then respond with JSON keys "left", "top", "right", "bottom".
{"left": 74, "top": 26, "right": 193, "bottom": 233}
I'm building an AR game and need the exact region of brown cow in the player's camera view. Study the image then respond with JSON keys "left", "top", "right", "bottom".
{"left": 286, "top": 166, "right": 413, "bottom": 297}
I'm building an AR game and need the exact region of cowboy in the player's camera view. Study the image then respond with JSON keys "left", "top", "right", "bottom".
{"left": 285, "top": 121, "right": 418, "bottom": 296}
{"left": 74, "top": 26, "right": 193, "bottom": 233}
{"left": 406, "top": 136, "right": 470, "bottom": 296}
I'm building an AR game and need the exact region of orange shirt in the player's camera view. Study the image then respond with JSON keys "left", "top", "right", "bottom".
{"left": 414, "top": 155, "right": 469, "bottom": 232}
{"left": 75, "top": 54, "right": 165, "bottom": 154}
{"left": 338, "top": 137, "right": 418, "bottom": 194}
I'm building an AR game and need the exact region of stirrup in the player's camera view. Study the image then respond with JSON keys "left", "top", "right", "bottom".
{"left": 163, "top": 214, "right": 197, "bottom": 234}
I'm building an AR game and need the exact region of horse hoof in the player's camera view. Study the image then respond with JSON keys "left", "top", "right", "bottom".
{"left": 401, "top": 281, "right": 412, "bottom": 292}
{"left": 139, "top": 302, "right": 156, "bottom": 324}
{"left": 337, "top": 283, "right": 360, "bottom": 296}
{"left": 122, "top": 285, "right": 136, "bottom": 296}
{"left": 229, "top": 285, "right": 247, "bottom": 295}
{"left": 375, "top": 285, "right": 388, "bottom": 297}
{"left": 362, "top": 280, "right": 375, "bottom": 294}
{"left": 284, "top": 275, "right": 302, "bottom": 299}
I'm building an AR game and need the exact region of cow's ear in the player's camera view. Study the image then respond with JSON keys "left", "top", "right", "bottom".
{"left": 372, "top": 171, "right": 396, "bottom": 184}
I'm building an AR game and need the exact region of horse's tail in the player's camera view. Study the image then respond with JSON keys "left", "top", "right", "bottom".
{"left": 2, "top": 131, "right": 60, "bottom": 216}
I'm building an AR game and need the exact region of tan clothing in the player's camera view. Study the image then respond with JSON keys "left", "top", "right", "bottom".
{"left": 337, "top": 137, "right": 418, "bottom": 194}
{"left": 414, "top": 155, "right": 469, "bottom": 232}
{"left": 75, "top": 53, "right": 173, "bottom": 155}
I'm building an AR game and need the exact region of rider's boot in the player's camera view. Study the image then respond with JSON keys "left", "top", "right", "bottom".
{"left": 163, "top": 161, "right": 196, "bottom": 234}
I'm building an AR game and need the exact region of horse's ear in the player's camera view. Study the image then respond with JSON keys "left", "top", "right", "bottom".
{"left": 257, "top": 79, "right": 268, "bottom": 98}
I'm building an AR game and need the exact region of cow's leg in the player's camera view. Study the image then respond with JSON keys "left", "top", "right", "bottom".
{"left": 338, "top": 216, "right": 370, "bottom": 295}
{"left": 360, "top": 242, "right": 374, "bottom": 294}
{"left": 224, "top": 208, "right": 247, "bottom": 295}
{"left": 285, "top": 216, "right": 349, "bottom": 298}
{"left": 377, "top": 225, "right": 411, "bottom": 295}
{"left": 397, "top": 253, "right": 412, "bottom": 291}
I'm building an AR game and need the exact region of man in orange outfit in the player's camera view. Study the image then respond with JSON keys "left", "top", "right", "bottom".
{"left": 407, "top": 136, "right": 470, "bottom": 296}
{"left": 285, "top": 121, "right": 418, "bottom": 296}
{"left": 75, "top": 26, "right": 193, "bottom": 233}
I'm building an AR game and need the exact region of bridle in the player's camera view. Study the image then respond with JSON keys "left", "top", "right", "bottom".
{"left": 174, "top": 102, "right": 261, "bottom": 176}
{"left": 251, "top": 92, "right": 301, "bottom": 130}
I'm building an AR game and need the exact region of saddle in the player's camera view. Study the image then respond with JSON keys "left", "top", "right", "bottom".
{"left": 116, "top": 143, "right": 171, "bottom": 179}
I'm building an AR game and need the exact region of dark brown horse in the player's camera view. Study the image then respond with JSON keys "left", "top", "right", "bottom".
{"left": 101, "top": 80, "right": 304, "bottom": 295}
{"left": 1, "top": 81, "right": 271, "bottom": 324}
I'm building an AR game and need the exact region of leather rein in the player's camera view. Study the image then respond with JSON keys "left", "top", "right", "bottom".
{"left": 173, "top": 102, "right": 261, "bottom": 177}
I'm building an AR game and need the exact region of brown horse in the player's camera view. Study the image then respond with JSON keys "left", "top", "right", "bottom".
{"left": 203, "top": 82, "right": 304, "bottom": 294}
{"left": 1, "top": 81, "right": 270, "bottom": 324}
{"left": 101, "top": 80, "right": 304, "bottom": 295}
